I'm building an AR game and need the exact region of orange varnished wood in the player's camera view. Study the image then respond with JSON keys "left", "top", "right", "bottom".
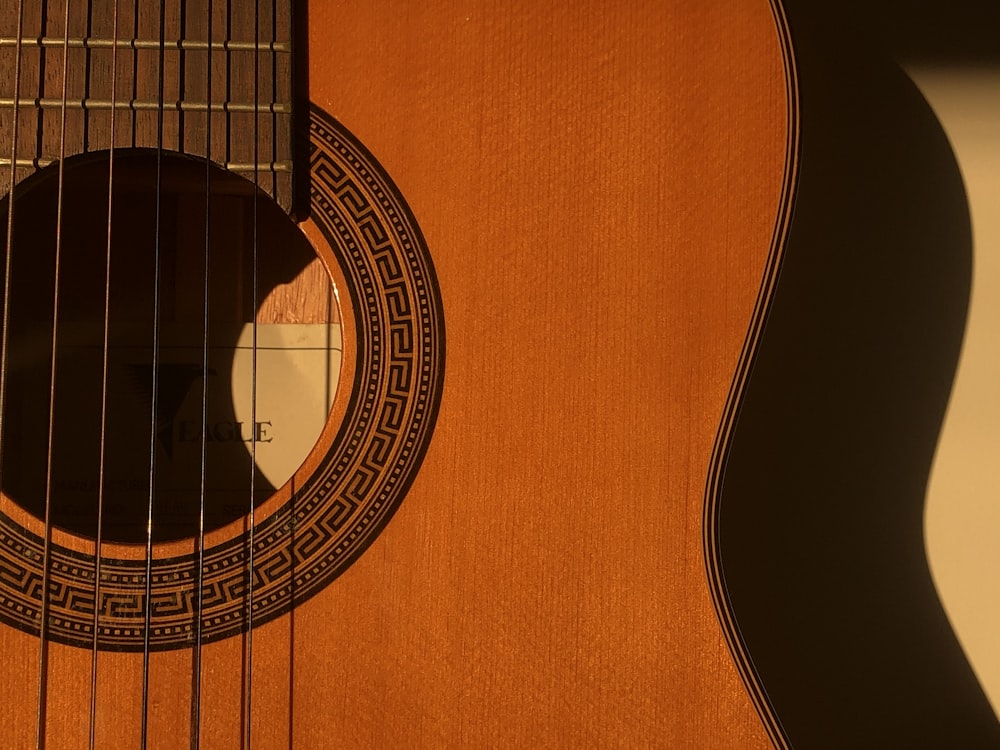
{"left": 290, "top": 1, "right": 788, "bottom": 748}
{"left": 0, "top": 1, "right": 790, "bottom": 747}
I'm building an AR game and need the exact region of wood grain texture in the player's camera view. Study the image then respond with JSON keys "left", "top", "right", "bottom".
{"left": 295, "top": 1, "right": 789, "bottom": 747}
{"left": 0, "top": 0, "right": 792, "bottom": 747}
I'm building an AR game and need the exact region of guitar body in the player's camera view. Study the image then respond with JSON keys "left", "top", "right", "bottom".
{"left": 0, "top": 1, "right": 793, "bottom": 746}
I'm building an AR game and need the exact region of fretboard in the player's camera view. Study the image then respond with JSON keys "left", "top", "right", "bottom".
{"left": 0, "top": 0, "right": 297, "bottom": 213}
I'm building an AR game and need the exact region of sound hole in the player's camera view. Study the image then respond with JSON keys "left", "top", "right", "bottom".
{"left": 0, "top": 151, "right": 338, "bottom": 544}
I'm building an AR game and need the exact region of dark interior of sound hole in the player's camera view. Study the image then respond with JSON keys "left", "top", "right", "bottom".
{"left": 0, "top": 151, "right": 317, "bottom": 544}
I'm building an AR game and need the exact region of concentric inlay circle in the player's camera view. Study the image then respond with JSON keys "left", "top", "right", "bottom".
{"left": 0, "top": 106, "right": 444, "bottom": 651}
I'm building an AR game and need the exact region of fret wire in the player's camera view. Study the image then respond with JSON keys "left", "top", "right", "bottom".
{"left": 0, "top": 98, "right": 291, "bottom": 113}
{"left": 0, "top": 36, "right": 290, "bottom": 52}
{"left": 0, "top": 157, "right": 292, "bottom": 172}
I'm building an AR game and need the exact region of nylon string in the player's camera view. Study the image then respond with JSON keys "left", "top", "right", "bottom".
{"left": 192, "top": 0, "right": 216, "bottom": 742}
{"left": 89, "top": 0, "right": 120, "bottom": 746}
{"left": 140, "top": 1, "right": 170, "bottom": 745}
{"left": 35, "top": 0, "right": 76, "bottom": 745}
{"left": 0, "top": 0, "right": 26, "bottom": 585}
{"left": 244, "top": 0, "right": 262, "bottom": 745}
{"left": 0, "top": 0, "right": 31, "bottom": 733}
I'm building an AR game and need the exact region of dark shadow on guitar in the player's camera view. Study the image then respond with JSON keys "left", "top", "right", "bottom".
{"left": 0, "top": 151, "right": 318, "bottom": 543}
{"left": 716, "top": 1, "right": 1000, "bottom": 747}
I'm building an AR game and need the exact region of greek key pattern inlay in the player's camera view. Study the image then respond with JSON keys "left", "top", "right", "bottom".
{"left": 0, "top": 106, "right": 443, "bottom": 650}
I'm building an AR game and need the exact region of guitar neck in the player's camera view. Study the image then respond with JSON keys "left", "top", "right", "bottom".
{"left": 0, "top": 0, "right": 298, "bottom": 213}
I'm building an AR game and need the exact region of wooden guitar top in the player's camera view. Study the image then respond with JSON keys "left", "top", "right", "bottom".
{"left": 0, "top": 1, "right": 793, "bottom": 746}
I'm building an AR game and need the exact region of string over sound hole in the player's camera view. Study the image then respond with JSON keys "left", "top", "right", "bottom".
{"left": 0, "top": 150, "right": 330, "bottom": 543}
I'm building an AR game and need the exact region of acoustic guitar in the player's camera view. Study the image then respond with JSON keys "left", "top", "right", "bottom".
{"left": 0, "top": 0, "right": 794, "bottom": 746}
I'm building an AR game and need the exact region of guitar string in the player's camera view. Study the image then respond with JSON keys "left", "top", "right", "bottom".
{"left": 244, "top": 0, "right": 262, "bottom": 745}
{"left": 128, "top": 0, "right": 137, "bottom": 147}
{"left": 0, "top": 0, "right": 26, "bottom": 587}
{"left": 140, "top": 0, "right": 170, "bottom": 745}
{"left": 280, "top": 5, "right": 296, "bottom": 747}
{"left": 80, "top": 1, "right": 92, "bottom": 150}
{"left": 192, "top": 0, "right": 216, "bottom": 742}
{"left": 220, "top": 0, "right": 249, "bottom": 738}
{"left": 269, "top": 0, "right": 278, "bottom": 201}
{"left": 37, "top": 0, "right": 76, "bottom": 745}
{"left": 0, "top": 0, "right": 27, "bottom": 740}
{"left": 177, "top": 0, "right": 186, "bottom": 153}
{"left": 0, "top": 0, "right": 31, "bottom": 740}
{"left": 89, "top": 0, "right": 120, "bottom": 745}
